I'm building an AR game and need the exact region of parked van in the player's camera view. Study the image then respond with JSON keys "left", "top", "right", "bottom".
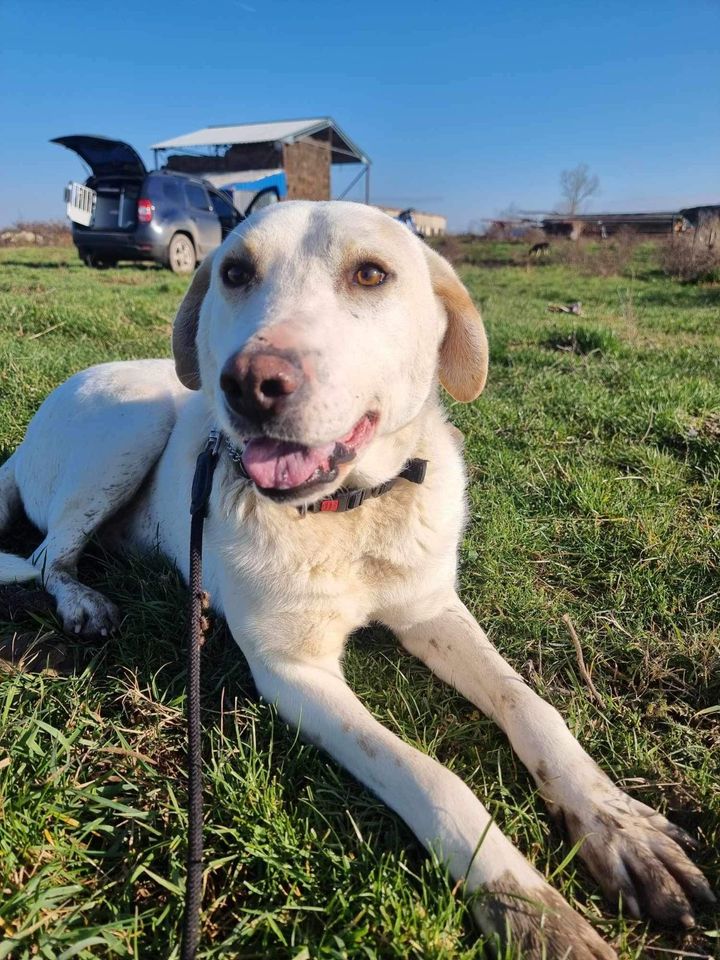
{"left": 52, "top": 135, "right": 274, "bottom": 273}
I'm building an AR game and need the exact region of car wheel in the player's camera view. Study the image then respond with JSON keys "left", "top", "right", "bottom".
{"left": 84, "top": 253, "right": 116, "bottom": 269}
{"left": 168, "top": 234, "right": 196, "bottom": 274}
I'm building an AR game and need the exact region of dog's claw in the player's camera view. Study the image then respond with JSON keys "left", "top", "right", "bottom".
{"left": 57, "top": 585, "right": 121, "bottom": 639}
{"left": 665, "top": 822, "right": 700, "bottom": 851}
{"left": 560, "top": 787, "right": 714, "bottom": 927}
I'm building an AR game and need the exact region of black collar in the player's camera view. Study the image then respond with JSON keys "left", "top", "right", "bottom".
{"left": 220, "top": 432, "right": 427, "bottom": 516}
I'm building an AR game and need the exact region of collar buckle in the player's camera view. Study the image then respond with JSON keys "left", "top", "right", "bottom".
{"left": 400, "top": 458, "right": 427, "bottom": 485}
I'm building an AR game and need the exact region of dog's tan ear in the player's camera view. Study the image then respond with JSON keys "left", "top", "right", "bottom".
{"left": 423, "top": 245, "right": 488, "bottom": 402}
{"left": 172, "top": 252, "right": 215, "bottom": 390}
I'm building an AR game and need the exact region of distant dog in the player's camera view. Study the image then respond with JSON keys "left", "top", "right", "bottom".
{"left": 0, "top": 202, "right": 712, "bottom": 958}
{"left": 529, "top": 240, "right": 550, "bottom": 257}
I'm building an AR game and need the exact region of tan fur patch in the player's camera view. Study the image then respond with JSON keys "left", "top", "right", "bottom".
{"left": 172, "top": 252, "right": 215, "bottom": 389}
{"left": 422, "top": 246, "right": 488, "bottom": 402}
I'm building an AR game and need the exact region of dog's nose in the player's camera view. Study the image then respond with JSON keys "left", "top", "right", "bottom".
{"left": 220, "top": 350, "right": 305, "bottom": 420}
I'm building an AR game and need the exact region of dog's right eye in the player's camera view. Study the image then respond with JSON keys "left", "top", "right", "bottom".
{"left": 222, "top": 261, "right": 255, "bottom": 288}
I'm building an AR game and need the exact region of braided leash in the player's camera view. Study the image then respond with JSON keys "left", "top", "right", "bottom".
{"left": 179, "top": 430, "right": 426, "bottom": 956}
{"left": 180, "top": 431, "right": 221, "bottom": 960}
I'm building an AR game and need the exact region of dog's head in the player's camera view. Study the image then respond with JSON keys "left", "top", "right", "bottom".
{"left": 173, "top": 201, "right": 487, "bottom": 505}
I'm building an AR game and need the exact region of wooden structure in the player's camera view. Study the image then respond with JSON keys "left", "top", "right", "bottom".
{"left": 151, "top": 118, "right": 370, "bottom": 204}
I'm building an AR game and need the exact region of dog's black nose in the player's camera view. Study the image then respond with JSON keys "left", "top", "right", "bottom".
{"left": 220, "top": 350, "right": 305, "bottom": 421}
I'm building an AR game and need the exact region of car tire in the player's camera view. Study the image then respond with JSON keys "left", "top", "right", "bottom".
{"left": 84, "top": 253, "right": 116, "bottom": 269}
{"left": 167, "top": 233, "right": 196, "bottom": 275}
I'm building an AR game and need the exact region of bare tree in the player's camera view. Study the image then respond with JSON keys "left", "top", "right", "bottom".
{"left": 558, "top": 164, "right": 599, "bottom": 214}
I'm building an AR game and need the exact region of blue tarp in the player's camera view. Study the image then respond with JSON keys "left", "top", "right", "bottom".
{"left": 225, "top": 172, "right": 287, "bottom": 197}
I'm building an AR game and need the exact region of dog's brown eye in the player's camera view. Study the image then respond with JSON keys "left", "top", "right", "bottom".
{"left": 354, "top": 263, "right": 386, "bottom": 287}
{"left": 222, "top": 261, "right": 255, "bottom": 288}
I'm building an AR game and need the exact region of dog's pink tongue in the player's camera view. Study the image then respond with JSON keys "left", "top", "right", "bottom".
{"left": 242, "top": 437, "right": 335, "bottom": 490}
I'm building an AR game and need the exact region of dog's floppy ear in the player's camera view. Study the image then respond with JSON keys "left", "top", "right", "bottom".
{"left": 423, "top": 245, "right": 488, "bottom": 402}
{"left": 172, "top": 252, "right": 215, "bottom": 390}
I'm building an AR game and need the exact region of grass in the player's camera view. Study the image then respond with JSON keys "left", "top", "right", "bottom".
{"left": 0, "top": 243, "right": 718, "bottom": 959}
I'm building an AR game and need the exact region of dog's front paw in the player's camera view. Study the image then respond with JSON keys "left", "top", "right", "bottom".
{"left": 561, "top": 788, "right": 715, "bottom": 926}
{"left": 55, "top": 583, "right": 121, "bottom": 638}
{"left": 480, "top": 876, "right": 617, "bottom": 959}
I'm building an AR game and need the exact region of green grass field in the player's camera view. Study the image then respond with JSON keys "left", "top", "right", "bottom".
{"left": 0, "top": 242, "right": 718, "bottom": 959}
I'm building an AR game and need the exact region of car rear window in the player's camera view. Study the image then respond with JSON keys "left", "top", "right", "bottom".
{"left": 185, "top": 183, "right": 210, "bottom": 210}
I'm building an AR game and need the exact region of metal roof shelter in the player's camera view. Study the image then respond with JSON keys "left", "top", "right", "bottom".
{"left": 151, "top": 117, "right": 371, "bottom": 201}
{"left": 542, "top": 211, "right": 681, "bottom": 236}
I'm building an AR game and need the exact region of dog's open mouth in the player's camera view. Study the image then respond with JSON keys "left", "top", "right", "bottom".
{"left": 241, "top": 413, "right": 377, "bottom": 498}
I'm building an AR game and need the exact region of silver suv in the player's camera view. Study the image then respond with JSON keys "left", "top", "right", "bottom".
{"left": 52, "top": 135, "right": 276, "bottom": 273}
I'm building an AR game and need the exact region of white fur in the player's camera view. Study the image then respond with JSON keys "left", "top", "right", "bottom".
{"left": 0, "top": 202, "right": 710, "bottom": 958}
{"left": 0, "top": 553, "right": 39, "bottom": 583}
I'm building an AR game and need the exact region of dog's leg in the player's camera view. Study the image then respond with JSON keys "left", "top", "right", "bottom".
{"left": 28, "top": 439, "right": 163, "bottom": 637}
{"left": 26, "top": 443, "right": 167, "bottom": 638}
{"left": 31, "top": 525, "right": 121, "bottom": 638}
{"left": 10, "top": 362, "right": 183, "bottom": 637}
{"left": 246, "top": 652, "right": 616, "bottom": 959}
{"left": 0, "top": 451, "right": 121, "bottom": 634}
{"left": 386, "top": 594, "right": 715, "bottom": 925}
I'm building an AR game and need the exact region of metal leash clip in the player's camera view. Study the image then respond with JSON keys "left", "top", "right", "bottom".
{"left": 190, "top": 431, "right": 222, "bottom": 518}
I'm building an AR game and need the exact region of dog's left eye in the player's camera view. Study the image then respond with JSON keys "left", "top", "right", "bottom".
{"left": 222, "top": 261, "right": 255, "bottom": 288}
{"left": 353, "top": 263, "right": 387, "bottom": 287}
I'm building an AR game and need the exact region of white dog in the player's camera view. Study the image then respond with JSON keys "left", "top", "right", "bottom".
{"left": 0, "top": 202, "right": 712, "bottom": 958}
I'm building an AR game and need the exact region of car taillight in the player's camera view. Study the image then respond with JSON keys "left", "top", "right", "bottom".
{"left": 137, "top": 198, "right": 154, "bottom": 223}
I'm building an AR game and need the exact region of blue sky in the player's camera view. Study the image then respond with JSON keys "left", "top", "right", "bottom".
{"left": 2, "top": 0, "right": 718, "bottom": 230}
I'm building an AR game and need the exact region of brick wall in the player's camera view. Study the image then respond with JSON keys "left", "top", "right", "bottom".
{"left": 165, "top": 135, "right": 332, "bottom": 200}
{"left": 282, "top": 138, "right": 331, "bottom": 201}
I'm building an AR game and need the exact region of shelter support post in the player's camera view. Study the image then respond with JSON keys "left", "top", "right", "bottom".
{"left": 336, "top": 162, "right": 371, "bottom": 203}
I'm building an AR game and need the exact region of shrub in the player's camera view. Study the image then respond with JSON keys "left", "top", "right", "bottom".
{"left": 553, "top": 228, "right": 640, "bottom": 277}
{"left": 523, "top": 227, "right": 547, "bottom": 249}
{"left": 0, "top": 219, "right": 72, "bottom": 246}
{"left": 660, "top": 221, "right": 720, "bottom": 283}
{"left": 429, "top": 233, "right": 463, "bottom": 264}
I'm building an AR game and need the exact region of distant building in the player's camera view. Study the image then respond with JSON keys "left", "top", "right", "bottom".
{"left": 151, "top": 118, "right": 370, "bottom": 210}
{"left": 542, "top": 211, "right": 681, "bottom": 237}
{"left": 679, "top": 205, "right": 720, "bottom": 228}
{"left": 376, "top": 206, "right": 447, "bottom": 237}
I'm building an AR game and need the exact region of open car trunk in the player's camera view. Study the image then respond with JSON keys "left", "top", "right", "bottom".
{"left": 52, "top": 135, "right": 147, "bottom": 232}
{"left": 82, "top": 177, "right": 142, "bottom": 230}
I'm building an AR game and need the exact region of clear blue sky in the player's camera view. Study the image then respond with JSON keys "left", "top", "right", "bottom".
{"left": 2, "top": 0, "right": 718, "bottom": 231}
